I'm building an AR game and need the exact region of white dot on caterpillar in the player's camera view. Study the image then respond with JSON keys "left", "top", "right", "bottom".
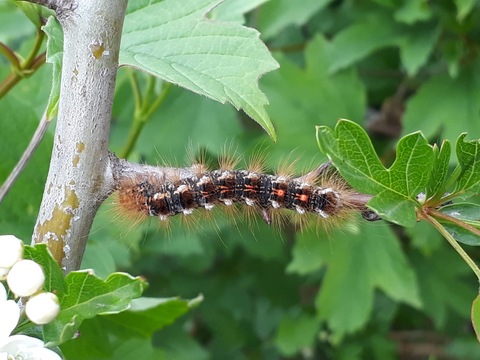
{"left": 183, "top": 208, "right": 194, "bottom": 216}
{"left": 295, "top": 205, "right": 306, "bottom": 215}
{"left": 223, "top": 199, "right": 233, "bottom": 206}
{"left": 159, "top": 214, "right": 168, "bottom": 221}
{"left": 316, "top": 209, "right": 329, "bottom": 218}
{"left": 245, "top": 198, "right": 255, "bottom": 206}
{"left": 319, "top": 188, "right": 334, "bottom": 194}
{"left": 175, "top": 184, "right": 189, "bottom": 193}
{"left": 271, "top": 200, "right": 280, "bottom": 209}
{"left": 204, "top": 203, "right": 214, "bottom": 210}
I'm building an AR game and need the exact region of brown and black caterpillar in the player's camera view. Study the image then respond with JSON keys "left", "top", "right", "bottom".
{"left": 110, "top": 152, "right": 380, "bottom": 230}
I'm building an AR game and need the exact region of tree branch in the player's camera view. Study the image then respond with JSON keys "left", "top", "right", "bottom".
{"left": 32, "top": 1, "right": 128, "bottom": 272}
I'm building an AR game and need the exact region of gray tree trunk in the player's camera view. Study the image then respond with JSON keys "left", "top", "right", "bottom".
{"left": 32, "top": 0, "right": 127, "bottom": 272}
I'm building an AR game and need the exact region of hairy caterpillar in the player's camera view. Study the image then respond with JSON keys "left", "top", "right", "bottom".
{"left": 109, "top": 152, "right": 379, "bottom": 231}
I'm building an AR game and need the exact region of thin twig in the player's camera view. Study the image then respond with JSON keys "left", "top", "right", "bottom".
{"left": 0, "top": 52, "right": 46, "bottom": 99}
{"left": 0, "top": 110, "right": 50, "bottom": 203}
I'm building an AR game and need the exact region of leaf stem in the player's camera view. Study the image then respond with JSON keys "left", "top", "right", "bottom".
{"left": 119, "top": 81, "right": 171, "bottom": 158}
{"left": 422, "top": 210, "right": 480, "bottom": 281}
{"left": 23, "top": 29, "right": 45, "bottom": 68}
{"left": 430, "top": 208, "right": 480, "bottom": 239}
{"left": 0, "top": 52, "right": 46, "bottom": 99}
{"left": 0, "top": 42, "right": 21, "bottom": 70}
{"left": 128, "top": 69, "right": 142, "bottom": 115}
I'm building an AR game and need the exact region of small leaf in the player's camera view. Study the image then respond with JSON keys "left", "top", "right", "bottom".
{"left": 403, "top": 62, "right": 480, "bottom": 145}
{"left": 42, "top": 16, "right": 63, "bottom": 119}
{"left": 121, "top": 0, "right": 279, "bottom": 140}
{"left": 455, "top": 133, "right": 480, "bottom": 197}
{"left": 398, "top": 24, "right": 440, "bottom": 77}
{"left": 472, "top": 293, "right": 480, "bottom": 341}
{"left": 328, "top": 14, "right": 400, "bottom": 73}
{"left": 102, "top": 295, "right": 202, "bottom": 338}
{"left": 316, "top": 119, "right": 434, "bottom": 226}
{"left": 394, "top": 0, "right": 431, "bottom": 24}
{"left": 274, "top": 311, "right": 319, "bottom": 356}
{"left": 44, "top": 272, "right": 146, "bottom": 346}
{"left": 15, "top": 2, "right": 43, "bottom": 27}
{"left": 439, "top": 203, "right": 480, "bottom": 246}
{"left": 23, "top": 244, "right": 67, "bottom": 295}
{"left": 257, "top": 0, "right": 332, "bottom": 40}
{"left": 455, "top": 0, "right": 477, "bottom": 22}
{"left": 209, "top": 0, "right": 269, "bottom": 24}
{"left": 426, "top": 140, "right": 451, "bottom": 199}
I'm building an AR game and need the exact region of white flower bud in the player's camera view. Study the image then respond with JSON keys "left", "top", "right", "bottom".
{"left": 7, "top": 260, "right": 45, "bottom": 297}
{"left": 25, "top": 292, "right": 60, "bottom": 325}
{"left": 0, "top": 235, "right": 24, "bottom": 268}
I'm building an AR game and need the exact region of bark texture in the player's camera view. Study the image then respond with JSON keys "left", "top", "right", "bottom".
{"left": 32, "top": 0, "right": 127, "bottom": 272}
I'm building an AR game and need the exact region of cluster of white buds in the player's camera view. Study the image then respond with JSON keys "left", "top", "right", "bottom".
{"left": 0, "top": 235, "right": 60, "bottom": 325}
{"left": 0, "top": 235, "right": 61, "bottom": 360}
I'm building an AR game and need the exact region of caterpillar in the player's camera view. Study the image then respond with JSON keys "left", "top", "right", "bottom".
{"left": 109, "top": 152, "right": 380, "bottom": 230}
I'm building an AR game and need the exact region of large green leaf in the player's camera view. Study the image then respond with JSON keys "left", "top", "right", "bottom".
{"left": 316, "top": 119, "right": 434, "bottom": 226}
{"left": 121, "top": 0, "right": 279, "bottom": 140}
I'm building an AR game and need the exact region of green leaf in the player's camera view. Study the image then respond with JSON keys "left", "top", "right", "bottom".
{"left": 257, "top": 0, "right": 332, "bottom": 40}
{"left": 426, "top": 140, "right": 451, "bottom": 199}
{"left": 23, "top": 244, "right": 67, "bottom": 295}
{"left": 439, "top": 203, "right": 480, "bottom": 246}
{"left": 44, "top": 272, "right": 146, "bottom": 346}
{"left": 311, "top": 222, "right": 420, "bottom": 341}
{"left": 15, "top": 1, "right": 43, "bottom": 27}
{"left": 403, "top": 62, "right": 480, "bottom": 146}
{"left": 209, "top": 0, "right": 269, "bottom": 24}
{"left": 410, "top": 247, "right": 473, "bottom": 328}
{"left": 455, "top": 133, "right": 480, "bottom": 197}
{"left": 102, "top": 295, "right": 201, "bottom": 338}
{"left": 328, "top": 13, "right": 400, "bottom": 73}
{"left": 274, "top": 310, "right": 319, "bottom": 356}
{"left": 398, "top": 24, "right": 440, "bottom": 77}
{"left": 472, "top": 293, "right": 480, "bottom": 341}
{"left": 394, "top": 0, "right": 431, "bottom": 24}
{"left": 121, "top": 0, "right": 279, "bottom": 140}
{"left": 42, "top": 16, "right": 63, "bottom": 119}
{"left": 455, "top": 0, "right": 477, "bottom": 21}
{"left": 260, "top": 35, "right": 366, "bottom": 167}
{"left": 316, "top": 119, "right": 434, "bottom": 226}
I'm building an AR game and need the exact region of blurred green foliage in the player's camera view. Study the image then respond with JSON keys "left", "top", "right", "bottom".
{"left": 2, "top": 0, "right": 480, "bottom": 359}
